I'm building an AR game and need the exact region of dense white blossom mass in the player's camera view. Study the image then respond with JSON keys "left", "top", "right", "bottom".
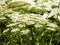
{"left": 0, "top": 0, "right": 60, "bottom": 33}
{"left": 0, "top": 0, "right": 60, "bottom": 45}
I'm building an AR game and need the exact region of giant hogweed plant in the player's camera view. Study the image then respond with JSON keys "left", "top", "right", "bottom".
{"left": 0, "top": 0, "right": 60, "bottom": 45}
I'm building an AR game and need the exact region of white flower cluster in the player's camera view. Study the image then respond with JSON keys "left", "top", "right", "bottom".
{"left": 36, "top": 0, "right": 60, "bottom": 18}
{"left": 21, "top": 29, "right": 30, "bottom": 34}
{"left": 11, "top": 28, "right": 19, "bottom": 32}
{"left": 6, "top": 13, "right": 49, "bottom": 33}
{"left": 7, "top": 13, "right": 48, "bottom": 26}
{"left": 0, "top": 0, "right": 6, "bottom": 4}
{"left": 11, "top": 0, "right": 36, "bottom": 6}
{"left": 46, "top": 23, "right": 58, "bottom": 31}
{"left": 48, "top": 8, "right": 60, "bottom": 18}
{"left": 8, "top": 12, "right": 21, "bottom": 22}
{"left": 0, "top": 0, "right": 60, "bottom": 33}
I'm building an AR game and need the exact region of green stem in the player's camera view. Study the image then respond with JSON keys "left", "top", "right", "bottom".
{"left": 49, "top": 34, "right": 53, "bottom": 45}
{"left": 17, "top": 34, "right": 23, "bottom": 45}
{"left": 30, "top": 28, "right": 35, "bottom": 45}
{"left": 28, "top": 24, "right": 35, "bottom": 45}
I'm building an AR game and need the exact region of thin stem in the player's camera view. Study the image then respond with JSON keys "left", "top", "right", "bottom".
{"left": 49, "top": 34, "right": 53, "bottom": 45}
{"left": 27, "top": 24, "right": 35, "bottom": 45}
{"left": 30, "top": 28, "right": 35, "bottom": 45}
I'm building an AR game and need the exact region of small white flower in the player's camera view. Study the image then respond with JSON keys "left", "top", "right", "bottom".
{"left": 42, "top": 13, "right": 48, "bottom": 19}
{"left": 0, "top": 0, "right": 5, "bottom": 4}
{"left": 53, "top": 0, "right": 60, "bottom": 3}
{"left": 3, "top": 29, "right": 9, "bottom": 33}
{"left": 36, "top": 0, "right": 43, "bottom": 3}
{"left": 45, "top": 7, "right": 52, "bottom": 11}
{"left": 12, "top": 0, "right": 36, "bottom": 6}
{"left": 39, "top": 18, "right": 48, "bottom": 24}
{"left": 58, "top": 16, "right": 60, "bottom": 20}
{"left": 12, "top": 0, "right": 20, "bottom": 2}
{"left": 21, "top": 29, "right": 30, "bottom": 34}
{"left": 52, "top": 2, "right": 58, "bottom": 6}
{"left": 46, "top": 28, "right": 55, "bottom": 31}
{"left": 35, "top": 24, "right": 42, "bottom": 28}
{"left": 8, "top": 12, "right": 20, "bottom": 22}
{"left": 11, "top": 28, "right": 19, "bottom": 32}
{"left": 47, "top": 23, "right": 57, "bottom": 28}
{"left": 7, "top": 23, "right": 19, "bottom": 27}
{"left": 48, "top": 8, "right": 60, "bottom": 18}
{"left": 53, "top": 15, "right": 57, "bottom": 18}
{"left": 26, "top": 21, "right": 35, "bottom": 25}
{"left": 18, "top": 24, "right": 25, "bottom": 28}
